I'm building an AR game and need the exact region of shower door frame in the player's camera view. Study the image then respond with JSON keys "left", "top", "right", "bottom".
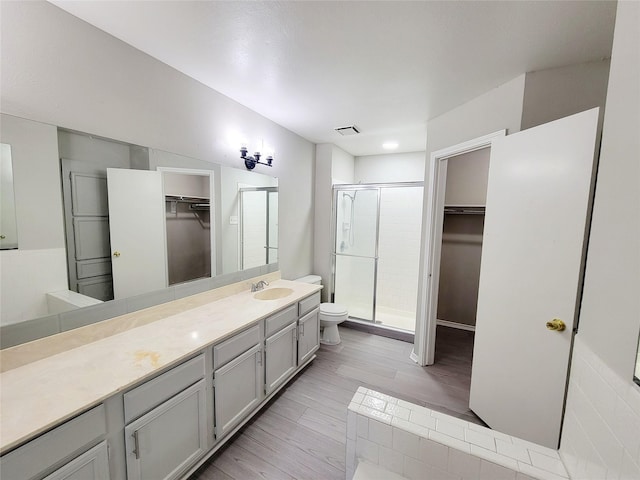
{"left": 330, "top": 182, "right": 424, "bottom": 330}
{"left": 239, "top": 186, "right": 278, "bottom": 270}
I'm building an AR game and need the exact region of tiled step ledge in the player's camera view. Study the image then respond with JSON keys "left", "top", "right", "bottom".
{"left": 346, "top": 387, "right": 569, "bottom": 480}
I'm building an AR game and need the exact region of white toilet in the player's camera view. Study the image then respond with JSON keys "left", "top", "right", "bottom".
{"left": 296, "top": 275, "right": 348, "bottom": 345}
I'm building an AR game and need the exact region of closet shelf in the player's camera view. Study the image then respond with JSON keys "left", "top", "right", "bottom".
{"left": 444, "top": 205, "right": 485, "bottom": 215}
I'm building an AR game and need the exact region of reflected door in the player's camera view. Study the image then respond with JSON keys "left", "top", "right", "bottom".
{"left": 333, "top": 188, "right": 379, "bottom": 321}
{"left": 107, "top": 168, "right": 167, "bottom": 299}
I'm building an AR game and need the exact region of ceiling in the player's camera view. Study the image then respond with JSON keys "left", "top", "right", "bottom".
{"left": 50, "top": 1, "right": 616, "bottom": 157}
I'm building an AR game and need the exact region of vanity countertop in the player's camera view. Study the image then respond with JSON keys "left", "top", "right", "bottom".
{"left": 0, "top": 278, "right": 321, "bottom": 454}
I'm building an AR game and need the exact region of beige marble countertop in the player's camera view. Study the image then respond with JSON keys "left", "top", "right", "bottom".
{"left": 0, "top": 277, "right": 321, "bottom": 454}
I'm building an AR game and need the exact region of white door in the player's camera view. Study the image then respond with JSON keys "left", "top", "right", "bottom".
{"left": 469, "top": 108, "right": 599, "bottom": 449}
{"left": 107, "top": 168, "right": 167, "bottom": 299}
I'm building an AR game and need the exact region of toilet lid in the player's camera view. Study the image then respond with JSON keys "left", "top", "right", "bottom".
{"left": 320, "top": 302, "right": 348, "bottom": 316}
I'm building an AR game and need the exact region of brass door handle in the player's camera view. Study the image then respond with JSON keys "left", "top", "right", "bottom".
{"left": 113, "top": 251, "right": 121, "bottom": 258}
{"left": 546, "top": 319, "right": 566, "bottom": 331}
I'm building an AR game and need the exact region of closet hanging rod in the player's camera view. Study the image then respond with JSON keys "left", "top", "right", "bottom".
{"left": 165, "top": 194, "right": 210, "bottom": 204}
{"left": 189, "top": 204, "right": 210, "bottom": 211}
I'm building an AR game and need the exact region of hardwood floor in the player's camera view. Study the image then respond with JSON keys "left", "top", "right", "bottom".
{"left": 190, "top": 325, "right": 480, "bottom": 480}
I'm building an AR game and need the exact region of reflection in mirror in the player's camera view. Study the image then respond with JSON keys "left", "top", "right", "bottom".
{"left": 162, "top": 169, "right": 212, "bottom": 285}
{"left": 240, "top": 187, "right": 279, "bottom": 269}
{"left": 0, "top": 116, "right": 278, "bottom": 349}
{"left": 0, "top": 143, "right": 18, "bottom": 250}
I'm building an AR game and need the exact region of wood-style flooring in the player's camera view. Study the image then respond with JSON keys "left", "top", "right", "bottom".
{"left": 190, "top": 325, "right": 480, "bottom": 480}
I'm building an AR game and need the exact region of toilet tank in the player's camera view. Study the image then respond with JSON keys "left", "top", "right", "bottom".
{"left": 295, "top": 275, "right": 322, "bottom": 285}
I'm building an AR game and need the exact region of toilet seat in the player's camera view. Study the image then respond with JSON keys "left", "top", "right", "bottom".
{"left": 320, "top": 302, "right": 348, "bottom": 316}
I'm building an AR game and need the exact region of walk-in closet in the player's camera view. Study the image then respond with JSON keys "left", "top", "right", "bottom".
{"left": 436, "top": 147, "right": 490, "bottom": 331}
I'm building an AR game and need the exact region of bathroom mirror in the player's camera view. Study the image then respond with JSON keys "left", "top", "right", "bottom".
{"left": 0, "top": 114, "right": 278, "bottom": 346}
{"left": 0, "top": 143, "right": 19, "bottom": 250}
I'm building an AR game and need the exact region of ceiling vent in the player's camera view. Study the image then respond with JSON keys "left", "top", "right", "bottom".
{"left": 334, "top": 125, "right": 360, "bottom": 136}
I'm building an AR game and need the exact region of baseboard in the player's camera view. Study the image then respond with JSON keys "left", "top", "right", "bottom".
{"left": 436, "top": 319, "right": 476, "bottom": 332}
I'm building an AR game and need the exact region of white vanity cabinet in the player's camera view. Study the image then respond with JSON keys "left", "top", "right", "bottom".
{"left": 1, "top": 281, "right": 324, "bottom": 480}
{"left": 123, "top": 355, "right": 207, "bottom": 480}
{"left": 297, "top": 291, "right": 321, "bottom": 365}
{"left": 213, "top": 324, "right": 263, "bottom": 440}
{"left": 42, "top": 442, "right": 109, "bottom": 480}
{"left": 0, "top": 404, "right": 108, "bottom": 480}
{"left": 264, "top": 305, "right": 298, "bottom": 395}
{"left": 298, "top": 307, "right": 320, "bottom": 365}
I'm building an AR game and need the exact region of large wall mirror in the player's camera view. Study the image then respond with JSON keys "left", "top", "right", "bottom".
{"left": 0, "top": 114, "right": 278, "bottom": 348}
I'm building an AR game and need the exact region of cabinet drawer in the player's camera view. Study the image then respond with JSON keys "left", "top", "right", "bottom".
{"left": 299, "top": 291, "right": 321, "bottom": 316}
{"left": 0, "top": 405, "right": 106, "bottom": 480}
{"left": 43, "top": 441, "right": 109, "bottom": 480}
{"left": 124, "top": 354, "right": 205, "bottom": 423}
{"left": 213, "top": 324, "right": 261, "bottom": 369}
{"left": 265, "top": 305, "right": 297, "bottom": 337}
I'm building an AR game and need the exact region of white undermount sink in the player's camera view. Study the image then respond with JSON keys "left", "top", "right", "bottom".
{"left": 253, "top": 287, "right": 294, "bottom": 300}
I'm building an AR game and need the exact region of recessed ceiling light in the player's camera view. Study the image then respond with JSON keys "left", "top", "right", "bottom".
{"left": 382, "top": 141, "right": 399, "bottom": 150}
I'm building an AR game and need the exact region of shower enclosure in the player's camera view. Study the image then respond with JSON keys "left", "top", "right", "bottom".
{"left": 239, "top": 187, "right": 278, "bottom": 269}
{"left": 331, "top": 183, "right": 424, "bottom": 332}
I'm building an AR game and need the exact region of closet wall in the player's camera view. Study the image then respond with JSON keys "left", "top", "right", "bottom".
{"left": 436, "top": 148, "right": 490, "bottom": 328}
{"left": 163, "top": 173, "right": 211, "bottom": 286}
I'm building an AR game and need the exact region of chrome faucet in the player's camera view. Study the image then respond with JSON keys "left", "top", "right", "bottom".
{"left": 251, "top": 280, "right": 269, "bottom": 292}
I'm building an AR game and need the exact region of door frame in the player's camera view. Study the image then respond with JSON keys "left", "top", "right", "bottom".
{"left": 413, "top": 130, "right": 505, "bottom": 366}
{"left": 157, "top": 167, "right": 217, "bottom": 280}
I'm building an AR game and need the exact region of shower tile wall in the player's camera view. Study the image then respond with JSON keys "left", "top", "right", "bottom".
{"left": 376, "top": 187, "right": 423, "bottom": 330}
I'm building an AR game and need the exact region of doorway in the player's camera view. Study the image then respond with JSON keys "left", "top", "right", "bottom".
{"left": 436, "top": 147, "right": 491, "bottom": 332}
{"left": 416, "top": 109, "right": 599, "bottom": 448}
{"left": 414, "top": 130, "right": 505, "bottom": 365}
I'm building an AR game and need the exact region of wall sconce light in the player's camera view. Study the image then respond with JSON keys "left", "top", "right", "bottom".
{"left": 240, "top": 147, "right": 273, "bottom": 170}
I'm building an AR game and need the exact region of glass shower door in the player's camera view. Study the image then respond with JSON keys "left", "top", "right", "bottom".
{"left": 333, "top": 188, "right": 379, "bottom": 322}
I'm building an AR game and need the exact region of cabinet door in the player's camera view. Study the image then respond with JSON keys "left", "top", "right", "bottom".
{"left": 214, "top": 343, "right": 262, "bottom": 439}
{"left": 265, "top": 322, "right": 297, "bottom": 395}
{"left": 124, "top": 380, "right": 207, "bottom": 480}
{"left": 43, "top": 442, "right": 109, "bottom": 480}
{"left": 298, "top": 308, "right": 320, "bottom": 365}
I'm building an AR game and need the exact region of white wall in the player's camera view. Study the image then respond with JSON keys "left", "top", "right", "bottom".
{"left": 332, "top": 145, "right": 355, "bottom": 184}
{"left": 0, "top": 1, "right": 314, "bottom": 283}
{"left": 0, "top": 115, "right": 68, "bottom": 325}
{"left": 313, "top": 144, "right": 355, "bottom": 300}
{"left": 522, "top": 59, "right": 610, "bottom": 133}
{"left": 560, "top": 2, "right": 640, "bottom": 478}
{"left": 444, "top": 148, "right": 490, "bottom": 206}
{"left": 354, "top": 151, "right": 425, "bottom": 183}
{"left": 425, "top": 75, "right": 526, "bottom": 156}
